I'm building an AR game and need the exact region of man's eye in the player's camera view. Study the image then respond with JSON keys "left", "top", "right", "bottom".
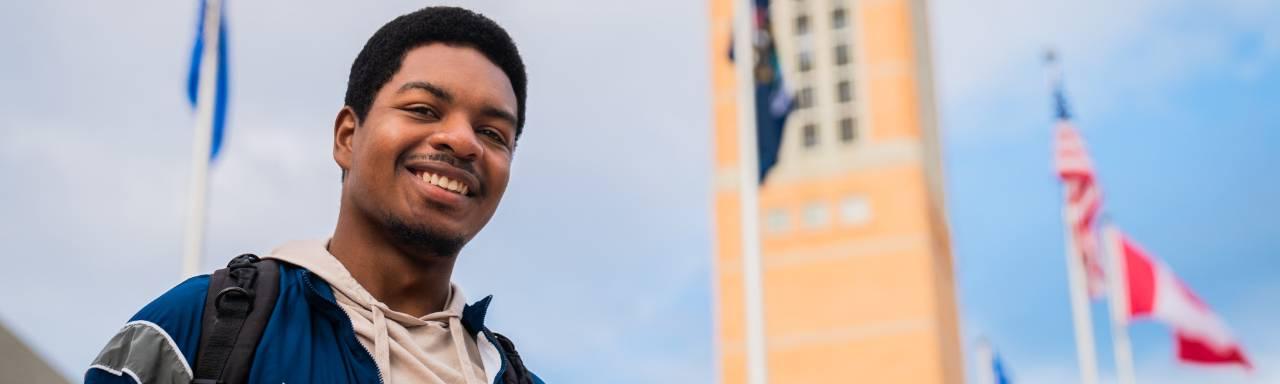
{"left": 479, "top": 128, "right": 507, "bottom": 145}
{"left": 407, "top": 106, "right": 439, "bottom": 119}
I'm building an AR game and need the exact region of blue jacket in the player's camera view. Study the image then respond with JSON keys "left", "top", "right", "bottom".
{"left": 86, "top": 262, "right": 542, "bottom": 384}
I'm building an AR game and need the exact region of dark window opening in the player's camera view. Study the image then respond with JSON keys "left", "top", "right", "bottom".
{"left": 797, "top": 87, "right": 814, "bottom": 109}
{"left": 840, "top": 117, "right": 857, "bottom": 143}
{"left": 837, "top": 80, "right": 852, "bottom": 103}
{"left": 796, "top": 15, "right": 810, "bottom": 35}
{"left": 803, "top": 123, "right": 818, "bottom": 148}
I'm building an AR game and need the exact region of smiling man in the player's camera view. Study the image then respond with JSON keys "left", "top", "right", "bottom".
{"left": 86, "top": 7, "right": 541, "bottom": 384}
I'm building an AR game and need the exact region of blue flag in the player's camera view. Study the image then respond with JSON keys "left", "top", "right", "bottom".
{"left": 187, "top": 0, "right": 230, "bottom": 161}
{"left": 729, "top": 0, "right": 794, "bottom": 184}
{"left": 993, "top": 352, "right": 1012, "bottom": 384}
{"left": 750, "top": 0, "right": 792, "bottom": 184}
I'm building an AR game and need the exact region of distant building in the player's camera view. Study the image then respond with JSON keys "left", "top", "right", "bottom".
{"left": 1, "top": 321, "right": 69, "bottom": 384}
{"left": 709, "top": 0, "right": 963, "bottom": 382}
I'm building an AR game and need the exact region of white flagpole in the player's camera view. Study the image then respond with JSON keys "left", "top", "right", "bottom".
{"left": 1047, "top": 52, "right": 1099, "bottom": 384}
{"left": 974, "top": 338, "right": 996, "bottom": 384}
{"left": 1103, "top": 224, "right": 1138, "bottom": 384}
{"left": 732, "top": 0, "right": 768, "bottom": 382}
{"left": 1063, "top": 204, "right": 1100, "bottom": 384}
{"left": 182, "top": 0, "right": 222, "bottom": 278}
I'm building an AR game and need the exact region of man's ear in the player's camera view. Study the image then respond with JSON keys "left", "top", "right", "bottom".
{"left": 334, "top": 106, "right": 359, "bottom": 179}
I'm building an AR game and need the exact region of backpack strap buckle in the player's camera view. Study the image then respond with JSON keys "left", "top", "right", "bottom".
{"left": 192, "top": 254, "right": 280, "bottom": 384}
{"left": 214, "top": 286, "right": 253, "bottom": 317}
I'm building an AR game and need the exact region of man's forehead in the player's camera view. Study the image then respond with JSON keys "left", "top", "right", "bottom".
{"left": 391, "top": 44, "right": 516, "bottom": 102}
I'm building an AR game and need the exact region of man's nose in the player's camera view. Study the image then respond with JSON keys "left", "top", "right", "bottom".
{"left": 427, "top": 117, "right": 482, "bottom": 161}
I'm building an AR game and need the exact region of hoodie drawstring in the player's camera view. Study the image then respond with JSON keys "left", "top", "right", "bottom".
{"left": 271, "top": 241, "right": 485, "bottom": 384}
{"left": 450, "top": 316, "right": 480, "bottom": 384}
{"left": 371, "top": 304, "right": 392, "bottom": 384}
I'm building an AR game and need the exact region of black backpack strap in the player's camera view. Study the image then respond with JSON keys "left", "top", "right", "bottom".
{"left": 192, "top": 254, "right": 280, "bottom": 384}
{"left": 493, "top": 332, "right": 534, "bottom": 384}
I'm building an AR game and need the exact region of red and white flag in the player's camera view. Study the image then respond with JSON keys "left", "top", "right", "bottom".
{"left": 1104, "top": 226, "right": 1252, "bottom": 368}
{"left": 1054, "top": 121, "right": 1107, "bottom": 297}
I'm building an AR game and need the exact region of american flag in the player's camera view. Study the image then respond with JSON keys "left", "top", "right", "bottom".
{"left": 1053, "top": 112, "right": 1107, "bottom": 298}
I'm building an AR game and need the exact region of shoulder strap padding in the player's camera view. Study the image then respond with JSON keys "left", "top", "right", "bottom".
{"left": 193, "top": 254, "right": 280, "bottom": 383}
{"left": 493, "top": 332, "right": 534, "bottom": 384}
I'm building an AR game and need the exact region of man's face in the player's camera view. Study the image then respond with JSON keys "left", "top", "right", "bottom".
{"left": 334, "top": 43, "right": 518, "bottom": 255}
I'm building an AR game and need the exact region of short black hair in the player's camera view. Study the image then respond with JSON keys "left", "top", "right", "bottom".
{"left": 344, "top": 6, "right": 527, "bottom": 138}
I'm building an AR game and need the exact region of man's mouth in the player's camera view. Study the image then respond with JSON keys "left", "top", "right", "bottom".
{"left": 415, "top": 170, "right": 470, "bottom": 196}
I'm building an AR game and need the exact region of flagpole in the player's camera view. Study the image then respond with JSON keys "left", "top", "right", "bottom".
{"left": 974, "top": 338, "right": 995, "bottom": 384}
{"left": 1046, "top": 51, "right": 1099, "bottom": 384}
{"left": 1102, "top": 224, "right": 1138, "bottom": 384}
{"left": 183, "top": 0, "right": 222, "bottom": 278}
{"left": 732, "top": 0, "right": 768, "bottom": 382}
{"left": 1062, "top": 205, "right": 1100, "bottom": 384}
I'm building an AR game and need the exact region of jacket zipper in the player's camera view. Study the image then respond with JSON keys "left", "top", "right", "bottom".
{"left": 304, "top": 271, "right": 510, "bottom": 384}
{"left": 302, "top": 272, "right": 386, "bottom": 384}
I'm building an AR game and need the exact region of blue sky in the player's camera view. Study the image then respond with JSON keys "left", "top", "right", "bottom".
{"left": 0, "top": 0, "right": 1276, "bottom": 383}
{"left": 935, "top": 0, "right": 1280, "bottom": 382}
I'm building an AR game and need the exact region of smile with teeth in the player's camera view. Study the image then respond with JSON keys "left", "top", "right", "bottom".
{"left": 418, "top": 171, "right": 469, "bottom": 196}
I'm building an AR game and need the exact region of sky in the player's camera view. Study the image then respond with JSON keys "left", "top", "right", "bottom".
{"left": 0, "top": 0, "right": 1276, "bottom": 383}
{"left": 934, "top": 0, "right": 1280, "bottom": 382}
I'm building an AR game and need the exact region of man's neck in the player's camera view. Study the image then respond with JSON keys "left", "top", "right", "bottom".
{"left": 328, "top": 206, "right": 456, "bottom": 318}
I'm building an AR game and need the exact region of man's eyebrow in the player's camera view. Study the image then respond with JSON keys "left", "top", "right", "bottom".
{"left": 397, "top": 81, "right": 453, "bottom": 103}
{"left": 479, "top": 106, "right": 518, "bottom": 127}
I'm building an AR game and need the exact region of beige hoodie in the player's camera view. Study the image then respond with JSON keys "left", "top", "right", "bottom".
{"left": 267, "top": 240, "right": 489, "bottom": 384}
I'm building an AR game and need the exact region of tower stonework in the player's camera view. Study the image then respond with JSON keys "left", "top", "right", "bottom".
{"left": 709, "top": 0, "right": 963, "bottom": 382}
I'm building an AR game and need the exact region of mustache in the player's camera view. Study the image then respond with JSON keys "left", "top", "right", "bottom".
{"left": 400, "top": 152, "right": 479, "bottom": 177}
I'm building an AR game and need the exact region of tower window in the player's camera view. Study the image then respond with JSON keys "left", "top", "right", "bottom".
{"left": 802, "top": 123, "right": 818, "bottom": 148}
{"left": 837, "top": 80, "right": 852, "bottom": 103}
{"left": 796, "top": 87, "right": 814, "bottom": 109}
{"left": 840, "top": 196, "right": 872, "bottom": 225}
{"left": 766, "top": 209, "right": 790, "bottom": 233}
{"left": 840, "top": 117, "right": 857, "bottom": 143}
{"left": 795, "top": 15, "right": 810, "bottom": 35}
{"left": 832, "top": 8, "right": 847, "bottom": 29}
{"left": 803, "top": 202, "right": 830, "bottom": 229}
{"left": 835, "top": 44, "right": 850, "bottom": 66}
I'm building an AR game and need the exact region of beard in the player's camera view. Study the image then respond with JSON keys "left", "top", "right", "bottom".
{"left": 383, "top": 213, "right": 467, "bottom": 259}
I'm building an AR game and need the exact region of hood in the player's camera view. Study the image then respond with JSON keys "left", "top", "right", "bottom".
{"left": 264, "top": 239, "right": 483, "bottom": 384}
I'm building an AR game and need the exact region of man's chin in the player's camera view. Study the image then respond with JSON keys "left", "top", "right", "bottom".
{"left": 384, "top": 214, "right": 468, "bottom": 258}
